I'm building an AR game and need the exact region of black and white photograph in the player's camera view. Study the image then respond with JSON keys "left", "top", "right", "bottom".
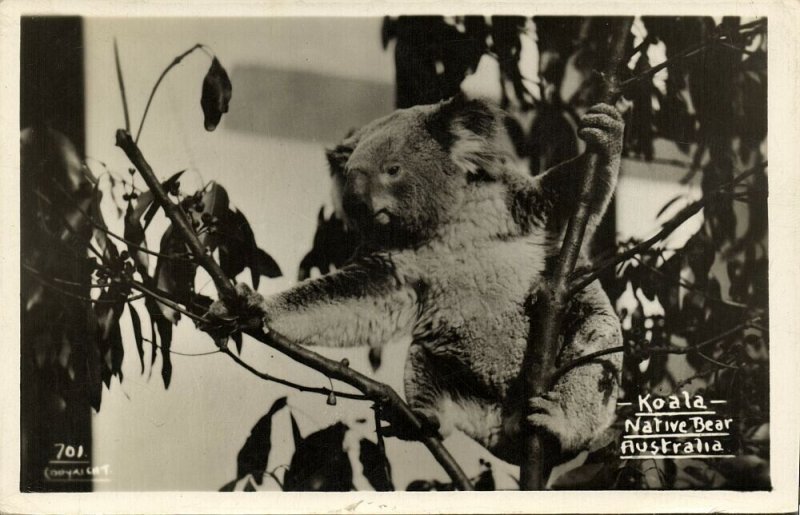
{"left": 2, "top": 1, "right": 799, "bottom": 513}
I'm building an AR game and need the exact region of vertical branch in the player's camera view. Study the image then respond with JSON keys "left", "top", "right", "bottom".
{"left": 519, "top": 17, "right": 633, "bottom": 490}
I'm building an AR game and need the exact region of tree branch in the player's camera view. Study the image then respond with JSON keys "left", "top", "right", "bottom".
{"left": 548, "top": 317, "right": 761, "bottom": 386}
{"left": 220, "top": 346, "right": 368, "bottom": 401}
{"left": 520, "top": 17, "right": 633, "bottom": 490}
{"left": 114, "top": 129, "right": 474, "bottom": 490}
{"left": 617, "top": 18, "right": 766, "bottom": 95}
{"left": 568, "top": 161, "right": 767, "bottom": 296}
{"left": 128, "top": 280, "right": 208, "bottom": 324}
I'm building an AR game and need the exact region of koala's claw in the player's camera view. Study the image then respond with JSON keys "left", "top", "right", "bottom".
{"left": 206, "top": 283, "right": 268, "bottom": 334}
{"left": 528, "top": 391, "right": 563, "bottom": 414}
{"left": 527, "top": 392, "right": 572, "bottom": 449}
{"left": 586, "top": 102, "right": 623, "bottom": 121}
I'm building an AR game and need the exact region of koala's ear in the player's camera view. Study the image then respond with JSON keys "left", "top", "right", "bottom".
{"left": 326, "top": 128, "right": 359, "bottom": 177}
{"left": 425, "top": 94, "right": 512, "bottom": 179}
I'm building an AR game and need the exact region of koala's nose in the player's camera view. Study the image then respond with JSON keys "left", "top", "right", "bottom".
{"left": 342, "top": 192, "right": 373, "bottom": 222}
{"left": 343, "top": 174, "right": 374, "bottom": 220}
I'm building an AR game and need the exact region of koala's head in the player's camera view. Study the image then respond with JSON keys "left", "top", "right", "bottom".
{"left": 327, "top": 95, "right": 515, "bottom": 247}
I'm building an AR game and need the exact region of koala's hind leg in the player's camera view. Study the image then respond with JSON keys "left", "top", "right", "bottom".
{"left": 527, "top": 280, "right": 622, "bottom": 455}
{"left": 377, "top": 344, "right": 443, "bottom": 440}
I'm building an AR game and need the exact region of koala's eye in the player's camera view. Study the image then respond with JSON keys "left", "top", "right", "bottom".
{"left": 385, "top": 164, "right": 401, "bottom": 177}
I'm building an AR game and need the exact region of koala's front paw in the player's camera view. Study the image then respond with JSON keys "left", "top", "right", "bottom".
{"left": 578, "top": 103, "right": 624, "bottom": 161}
{"left": 206, "top": 283, "right": 269, "bottom": 336}
{"left": 527, "top": 391, "right": 580, "bottom": 453}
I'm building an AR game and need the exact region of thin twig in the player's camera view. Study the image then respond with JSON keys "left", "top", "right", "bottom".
{"left": 569, "top": 162, "right": 767, "bottom": 295}
{"left": 23, "top": 267, "right": 144, "bottom": 304}
{"left": 128, "top": 280, "right": 208, "bottom": 324}
{"left": 617, "top": 19, "right": 766, "bottom": 97}
{"left": 631, "top": 254, "right": 752, "bottom": 311}
{"left": 626, "top": 36, "right": 652, "bottom": 61}
{"left": 737, "top": 18, "right": 767, "bottom": 32}
{"left": 549, "top": 317, "right": 759, "bottom": 386}
{"left": 141, "top": 336, "right": 220, "bottom": 357}
{"left": 22, "top": 263, "right": 105, "bottom": 289}
{"left": 696, "top": 350, "right": 739, "bottom": 369}
{"left": 114, "top": 38, "right": 131, "bottom": 133}
{"left": 717, "top": 41, "right": 756, "bottom": 56}
{"left": 619, "top": 41, "right": 708, "bottom": 93}
{"left": 220, "top": 346, "right": 367, "bottom": 401}
{"left": 135, "top": 44, "right": 205, "bottom": 143}
{"left": 115, "top": 129, "right": 474, "bottom": 490}
{"left": 572, "top": 199, "right": 705, "bottom": 294}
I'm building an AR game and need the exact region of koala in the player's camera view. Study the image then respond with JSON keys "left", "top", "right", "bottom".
{"left": 219, "top": 96, "right": 624, "bottom": 468}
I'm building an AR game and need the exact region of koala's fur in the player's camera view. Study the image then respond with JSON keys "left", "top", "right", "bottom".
{"left": 237, "top": 96, "right": 624, "bottom": 467}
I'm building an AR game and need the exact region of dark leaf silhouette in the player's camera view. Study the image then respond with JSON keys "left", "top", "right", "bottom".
{"left": 533, "top": 17, "right": 584, "bottom": 96}
{"left": 490, "top": 16, "right": 531, "bottom": 108}
{"left": 143, "top": 297, "right": 159, "bottom": 368}
{"left": 134, "top": 170, "right": 186, "bottom": 230}
{"left": 89, "top": 181, "right": 118, "bottom": 261}
{"left": 236, "top": 396, "right": 288, "bottom": 485}
{"left": 124, "top": 201, "right": 149, "bottom": 272}
{"left": 94, "top": 286, "right": 127, "bottom": 382}
{"left": 143, "top": 295, "right": 173, "bottom": 387}
{"left": 642, "top": 16, "right": 703, "bottom": 153}
{"left": 663, "top": 457, "right": 678, "bottom": 488}
{"left": 289, "top": 411, "right": 303, "bottom": 448}
{"left": 283, "top": 422, "right": 353, "bottom": 491}
{"left": 128, "top": 302, "right": 145, "bottom": 373}
{"left": 736, "top": 49, "right": 767, "bottom": 162}
{"left": 86, "top": 334, "right": 104, "bottom": 411}
{"left": 298, "top": 208, "right": 358, "bottom": 281}
{"left": 217, "top": 208, "right": 282, "bottom": 289}
{"left": 528, "top": 104, "right": 578, "bottom": 175}
{"left": 81, "top": 303, "right": 105, "bottom": 411}
{"left": 625, "top": 48, "right": 655, "bottom": 161}
{"left": 389, "top": 16, "right": 487, "bottom": 108}
{"left": 201, "top": 57, "right": 232, "bottom": 131}
{"left": 159, "top": 318, "right": 173, "bottom": 388}
{"left": 406, "top": 479, "right": 456, "bottom": 491}
{"left": 242, "top": 477, "right": 257, "bottom": 491}
{"left": 550, "top": 462, "right": 609, "bottom": 489}
{"left": 474, "top": 459, "right": 495, "bottom": 490}
{"left": 154, "top": 225, "right": 195, "bottom": 323}
{"left": 357, "top": 439, "right": 393, "bottom": 491}
{"left": 231, "top": 330, "right": 243, "bottom": 355}
{"left": 252, "top": 249, "right": 282, "bottom": 286}
{"left": 219, "top": 478, "right": 238, "bottom": 492}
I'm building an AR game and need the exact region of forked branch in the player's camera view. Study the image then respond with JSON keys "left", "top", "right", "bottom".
{"left": 520, "top": 17, "right": 633, "bottom": 491}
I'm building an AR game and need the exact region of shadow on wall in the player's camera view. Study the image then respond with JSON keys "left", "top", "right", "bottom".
{"left": 226, "top": 66, "right": 395, "bottom": 143}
